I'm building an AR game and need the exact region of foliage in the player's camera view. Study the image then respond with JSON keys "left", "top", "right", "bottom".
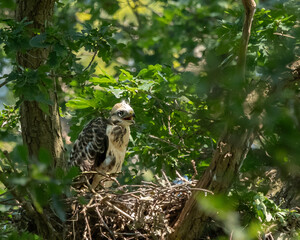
{"left": 0, "top": 145, "right": 78, "bottom": 213}
{"left": 66, "top": 64, "right": 213, "bottom": 180}
{"left": 198, "top": 190, "right": 300, "bottom": 239}
{"left": 0, "top": 0, "right": 299, "bottom": 239}
{"left": 0, "top": 146, "right": 79, "bottom": 239}
{"left": 0, "top": 104, "right": 19, "bottom": 133}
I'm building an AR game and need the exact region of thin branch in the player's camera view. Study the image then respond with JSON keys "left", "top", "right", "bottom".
{"left": 83, "top": 50, "right": 98, "bottom": 72}
{"left": 191, "top": 160, "right": 198, "bottom": 180}
{"left": 0, "top": 190, "right": 12, "bottom": 197}
{"left": 0, "top": 79, "right": 10, "bottom": 89}
{"left": 237, "top": 0, "right": 257, "bottom": 79}
{"left": 105, "top": 200, "right": 134, "bottom": 221}
{"left": 189, "top": 188, "right": 214, "bottom": 195}
{"left": 82, "top": 207, "right": 92, "bottom": 240}
{"left": 175, "top": 170, "right": 189, "bottom": 183}
{"left": 149, "top": 134, "right": 180, "bottom": 149}
{"left": 162, "top": 170, "right": 172, "bottom": 187}
{"left": 0, "top": 199, "right": 19, "bottom": 206}
{"left": 95, "top": 206, "right": 116, "bottom": 240}
{"left": 273, "top": 32, "right": 295, "bottom": 39}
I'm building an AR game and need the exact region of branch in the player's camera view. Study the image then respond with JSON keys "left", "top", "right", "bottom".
{"left": 149, "top": 134, "right": 180, "bottom": 149}
{"left": 237, "top": 0, "right": 256, "bottom": 79}
{"left": 273, "top": 32, "right": 295, "bottom": 39}
{"left": 95, "top": 206, "right": 116, "bottom": 240}
{"left": 83, "top": 50, "right": 98, "bottom": 72}
{"left": 0, "top": 78, "right": 10, "bottom": 89}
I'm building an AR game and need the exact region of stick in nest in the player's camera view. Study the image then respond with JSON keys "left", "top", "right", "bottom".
{"left": 95, "top": 206, "right": 116, "bottom": 240}
{"left": 191, "top": 160, "right": 198, "bottom": 180}
{"left": 82, "top": 207, "right": 92, "bottom": 240}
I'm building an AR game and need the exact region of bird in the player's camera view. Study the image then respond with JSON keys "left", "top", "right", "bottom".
{"left": 69, "top": 100, "right": 135, "bottom": 188}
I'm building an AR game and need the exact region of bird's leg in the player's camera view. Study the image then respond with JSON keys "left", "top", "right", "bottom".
{"left": 91, "top": 175, "right": 102, "bottom": 189}
{"left": 91, "top": 156, "right": 113, "bottom": 189}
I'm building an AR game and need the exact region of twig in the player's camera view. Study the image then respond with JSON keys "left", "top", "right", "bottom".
{"left": 162, "top": 170, "right": 172, "bottom": 187}
{"left": 149, "top": 134, "right": 180, "bottom": 149}
{"left": 82, "top": 207, "right": 92, "bottom": 240}
{"left": 114, "top": 232, "right": 143, "bottom": 236}
{"left": 175, "top": 170, "right": 189, "bottom": 183}
{"left": 0, "top": 198, "right": 19, "bottom": 205}
{"left": 189, "top": 188, "right": 214, "bottom": 195}
{"left": 72, "top": 215, "right": 76, "bottom": 240}
{"left": 264, "top": 232, "right": 274, "bottom": 240}
{"left": 191, "top": 160, "right": 198, "bottom": 180}
{"left": 0, "top": 187, "right": 15, "bottom": 197}
{"left": 105, "top": 200, "right": 134, "bottom": 221}
{"left": 95, "top": 206, "right": 116, "bottom": 240}
{"left": 273, "top": 32, "right": 295, "bottom": 39}
{"left": 141, "top": 181, "right": 158, "bottom": 187}
{"left": 168, "top": 114, "right": 173, "bottom": 135}
{"left": 83, "top": 50, "right": 98, "bottom": 72}
{"left": 0, "top": 79, "right": 10, "bottom": 89}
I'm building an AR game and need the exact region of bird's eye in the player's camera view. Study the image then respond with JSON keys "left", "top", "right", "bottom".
{"left": 118, "top": 111, "right": 124, "bottom": 117}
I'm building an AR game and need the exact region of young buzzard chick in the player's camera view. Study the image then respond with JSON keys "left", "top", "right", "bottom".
{"left": 70, "top": 101, "right": 135, "bottom": 188}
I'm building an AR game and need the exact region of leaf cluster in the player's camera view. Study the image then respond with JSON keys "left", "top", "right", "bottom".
{"left": 0, "top": 146, "right": 79, "bottom": 225}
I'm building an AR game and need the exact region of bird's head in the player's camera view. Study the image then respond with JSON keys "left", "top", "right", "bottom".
{"left": 110, "top": 101, "right": 135, "bottom": 126}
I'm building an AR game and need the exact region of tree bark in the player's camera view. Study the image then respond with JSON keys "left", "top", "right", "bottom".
{"left": 14, "top": 1, "right": 65, "bottom": 238}
{"left": 169, "top": 127, "right": 256, "bottom": 239}
{"left": 169, "top": 1, "right": 257, "bottom": 239}
{"left": 16, "top": 0, "right": 65, "bottom": 169}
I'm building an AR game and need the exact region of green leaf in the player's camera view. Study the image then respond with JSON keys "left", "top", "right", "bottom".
{"left": 93, "top": 90, "right": 106, "bottom": 101}
{"left": 52, "top": 196, "right": 66, "bottom": 222}
{"left": 0, "top": 0, "right": 15, "bottom": 9}
{"left": 79, "top": 196, "right": 89, "bottom": 205}
{"left": 65, "top": 166, "right": 80, "bottom": 180}
{"left": 29, "top": 33, "right": 48, "bottom": 48}
{"left": 137, "top": 80, "right": 156, "bottom": 91}
{"left": 15, "top": 145, "right": 28, "bottom": 164}
{"left": 38, "top": 148, "right": 52, "bottom": 165}
{"left": 10, "top": 177, "right": 29, "bottom": 186}
{"left": 66, "top": 98, "right": 97, "bottom": 109}
{"left": 105, "top": 87, "right": 124, "bottom": 98}
{"left": 89, "top": 76, "right": 116, "bottom": 84}
{"left": 119, "top": 69, "right": 133, "bottom": 81}
{"left": 38, "top": 102, "right": 50, "bottom": 115}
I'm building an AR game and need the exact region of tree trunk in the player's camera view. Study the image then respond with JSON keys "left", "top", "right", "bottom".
{"left": 16, "top": 0, "right": 65, "bottom": 169}
{"left": 169, "top": 1, "right": 257, "bottom": 238}
{"left": 169, "top": 63, "right": 300, "bottom": 240}
{"left": 14, "top": 1, "right": 65, "bottom": 238}
{"left": 169, "top": 127, "right": 256, "bottom": 239}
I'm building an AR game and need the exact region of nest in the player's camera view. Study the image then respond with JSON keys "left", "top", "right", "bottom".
{"left": 66, "top": 171, "right": 212, "bottom": 240}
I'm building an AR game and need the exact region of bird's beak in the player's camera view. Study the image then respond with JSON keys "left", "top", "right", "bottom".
{"left": 123, "top": 112, "right": 135, "bottom": 124}
{"left": 131, "top": 113, "right": 135, "bottom": 124}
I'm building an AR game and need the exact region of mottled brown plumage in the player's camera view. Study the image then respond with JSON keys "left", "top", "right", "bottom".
{"left": 70, "top": 101, "right": 135, "bottom": 188}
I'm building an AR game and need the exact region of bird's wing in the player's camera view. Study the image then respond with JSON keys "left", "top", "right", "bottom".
{"left": 70, "top": 117, "right": 108, "bottom": 172}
